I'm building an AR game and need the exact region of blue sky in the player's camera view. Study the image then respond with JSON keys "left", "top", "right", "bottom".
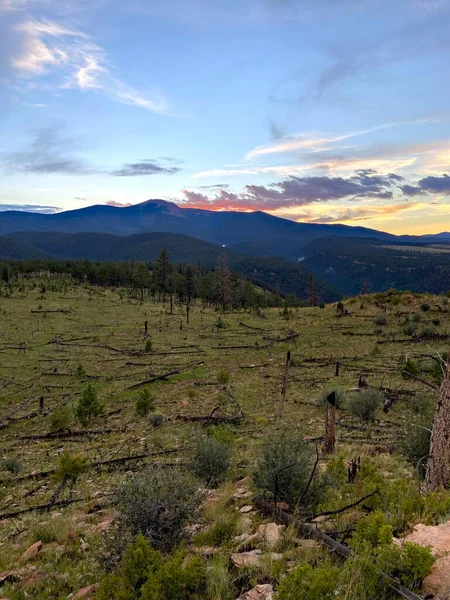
{"left": 0, "top": 0, "right": 449, "bottom": 234}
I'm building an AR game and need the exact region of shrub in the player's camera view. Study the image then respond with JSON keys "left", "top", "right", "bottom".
{"left": 50, "top": 405, "right": 73, "bottom": 432}
{"left": 401, "top": 358, "right": 420, "bottom": 378}
{"left": 432, "top": 317, "right": 440, "bottom": 327}
{"left": 1, "top": 456, "right": 21, "bottom": 475}
{"left": 374, "top": 313, "right": 387, "bottom": 326}
{"left": 145, "top": 338, "right": 152, "bottom": 353}
{"left": 408, "top": 392, "right": 434, "bottom": 417}
{"left": 55, "top": 451, "right": 87, "bottom": 483}
{"left": 76, "top": 383, "right": 104, "bottom": 425}
{"left": 149, "top": 412, "right": 164, "bottom": 427}
{"left": 348, "top": 389, "right": 382, "bottom": 423}
{"left": 190, "top": 435, "right": 232, "bottom": 486}
{"left": 97, "top": 533, "right": 207, "bottom": 600}
{"left": 253, "top": 426, "right": 326, "bottom": 508}
{"left": 216, "top": 370, "right": 231, "bottom": 385}
{"left": 403, "top": 324, "right": 417, "bottom": 337}
{"left": 411, "top": 312, "right": 422, "bottom": 323}
{"left": 420, "top": 303, "right": 430, "bottom": 312}
{"left": 276, "top": 562, "right": 340, "bottom": 600}
{"left": 420, "top": 327, "right": 437, "bottom": 340}
{"left": 75, "top": 364, "right": 86, "bottom": 378}
{"left": 402, "top": 423, "right": 431, "bottom": 477}
{"left": 206, "top": 423, "right": 236, "bottom": 445}
{"left": 116, "top": 466, "right": 203, "bottom": 553}
{"left": 317, "top": 387, "right": 346, "bottom": 409}
{"left": 195, "top": 512, "right": 238, "bottom": 547}
{"left": 135, "top": 388, "right": 155, "bottom": 416}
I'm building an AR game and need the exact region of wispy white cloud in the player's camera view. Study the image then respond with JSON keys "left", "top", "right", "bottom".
{"left": 246, "top": 118, "right": 439, "bottom": 160}
{"left": 9, "top": 18, "right": 169, "bottom": 113}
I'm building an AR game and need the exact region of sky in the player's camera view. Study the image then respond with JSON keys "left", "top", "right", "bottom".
{"left": 0, "top": 0, "right": 449, "bottom": 234}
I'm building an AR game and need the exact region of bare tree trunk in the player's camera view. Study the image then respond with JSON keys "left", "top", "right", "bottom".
{"left": 186, "top": 302, "right": 190, "bottom": 324}
{"left": 276, "top": 351, "right": 291, "bottom": 419}
{"left": 426, "top": 359, "right": 450, "bottom": 491}
{"left": 144, "top": 320, "right": 148, "bottom": 337}
{"left": 324, "top": 392, "right": 336, "bottom": 454}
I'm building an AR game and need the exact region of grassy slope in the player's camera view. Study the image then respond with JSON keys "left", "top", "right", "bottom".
{"left": 0, "top": 281, "right": 449, "bottom": 598}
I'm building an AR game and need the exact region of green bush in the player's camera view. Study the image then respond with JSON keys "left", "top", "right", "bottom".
{"left": 420, "top": 327, "right": 437, "bottom": 340}
{"left": 276, "top": 562, "right": 340, "bottom": 600}
{"left": 194, "top": 512, "right": 238, "bottom": 547}
{"left": 411, "top": 312, "right": 422, "bottom": 323}
{"left": 350, "top": 511, "right": 435, "bottom": 589}
{"left": 76, "top": 383, "right": 104, "bottom": 425}
{"left": 1, "top": 456, "right": 21, "bottom": 475}
{"left": 401, "top": 423, "right": 431, "bottom": 476}
{"left": 420, "top": 303, "right": 430, "bottom": 312}
{"left": 253, "top": 426, "right": 327, "bottom": 508}
{"left": 55, "top": 451, "right": 87, "bottom": 483}
{"left": 96, "top": 533, "right": 207, "bottom": 600}
{"left": 75, "top": 363, "right": 86, "bottom": 378}
{"left": 374, "top": 313, "right": 387, "bottom": 326}
{"left": 348, "top": 389, "right": 381, "bottom": 423}
{"left": 206, "top": 423, "right": 236, "bottom": 445}
{"left": 135, "top": 388, "right": 155, "bottom": 416}
{"left": 401, "top": 358, "right": 420, "bottom": 378}
{"left": 216, "top": 370, "right": 231, "bottom": 385}
{"left": 50, "top": 405, "right": 73, "bottom": 432}
{"left": 116, "top": 466, "right": 203, "bottom": 553}
{"left": 190, "top": 435, "right": 232, "bottom": 486}
{"left": 145, "top": 338, "right": 152, "bottom": 353}
{"left": 149, "top": 412, "right": 164, "bottom": 427}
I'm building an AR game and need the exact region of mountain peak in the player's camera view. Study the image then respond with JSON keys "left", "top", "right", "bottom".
{"left": 129, "top": 199, "right": 184, "bottom": 216}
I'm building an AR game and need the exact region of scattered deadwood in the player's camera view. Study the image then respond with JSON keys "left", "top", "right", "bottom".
{"left": 238, "top": 322, "right": 268, "bottom": 332}
{"left": 31, "top": 309, "right": 72, "bottom": 314}
{"left": 314, "top": 489, "right": 379, "bottom": 517}
{"left": 125, "top": 361, "right": 204, "bottom": 390}
{"left": 255, "top": 498, "right": 425, "bottom": 600}
{"left": 174, "top": 414, "right": 242, "bottom": 424}
{"left": 263, "top": 333, "right": 299, "bottom": 342}
{"left": 0, "top": 497, "right": 84, "bottom": 520}
{"left": 401, "top": 370, "right": 439, "bottom": 390}
{"left": 14, "top": 448, "right": 185, "bottom": 484}
{"left": 20, "top": 428, "right": 120, "bottom": 441}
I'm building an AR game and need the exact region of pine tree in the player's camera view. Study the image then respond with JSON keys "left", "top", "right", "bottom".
{"left": 154, "top": 248, "right": 172, "bottom": 303}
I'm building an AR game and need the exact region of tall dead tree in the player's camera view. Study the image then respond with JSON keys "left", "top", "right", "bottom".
{"left": 324, "top": 391, "right": 336, "bottom": 454}
{"left": 276, "top": 350, "right": 291, "bottom": 419}
{"left": 425, "top": 358, "right": 450, "bottom": 491}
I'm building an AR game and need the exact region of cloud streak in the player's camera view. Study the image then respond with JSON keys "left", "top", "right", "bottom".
{"left": 0, "top": 203, "right": 61, "bottom": 213}
{"left": 112, "top": 158, "right": 183, "bottom": 177}
{"left": 8, "top": 18, "right": 169, "bottom": 113}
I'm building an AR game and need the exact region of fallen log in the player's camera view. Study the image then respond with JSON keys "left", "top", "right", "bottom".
{"left": 255, "top": 497, "right": 425, "bottom": 600}
{"left": 125, "top": 361, "right": 204, "bottom": 390}
{"left": 0, "top": 497, "right": 84, "bottom": 520}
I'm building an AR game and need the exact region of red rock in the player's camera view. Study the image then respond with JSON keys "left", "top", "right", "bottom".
{"left": 236, "top": 584, "right": 273, "bottom": 600}
{"left": 20, "top": 540, "right": 43, "bottom": 562}
{"left": 18, "top": 570, "right": 45, "bottom": 589}
{"left": 72, "top": 584, "right": 98, "bottom": 599}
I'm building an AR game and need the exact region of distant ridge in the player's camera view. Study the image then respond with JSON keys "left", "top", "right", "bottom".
{"left": 1, "top": 198, "right": 444, "bottom": 259}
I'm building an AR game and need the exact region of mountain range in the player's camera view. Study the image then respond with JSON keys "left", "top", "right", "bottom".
{"left": 1, "top": 199, "right": 449, "bottom": 298}
{"left": 1, "top": 199, "right": 448, "bottom": 260}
